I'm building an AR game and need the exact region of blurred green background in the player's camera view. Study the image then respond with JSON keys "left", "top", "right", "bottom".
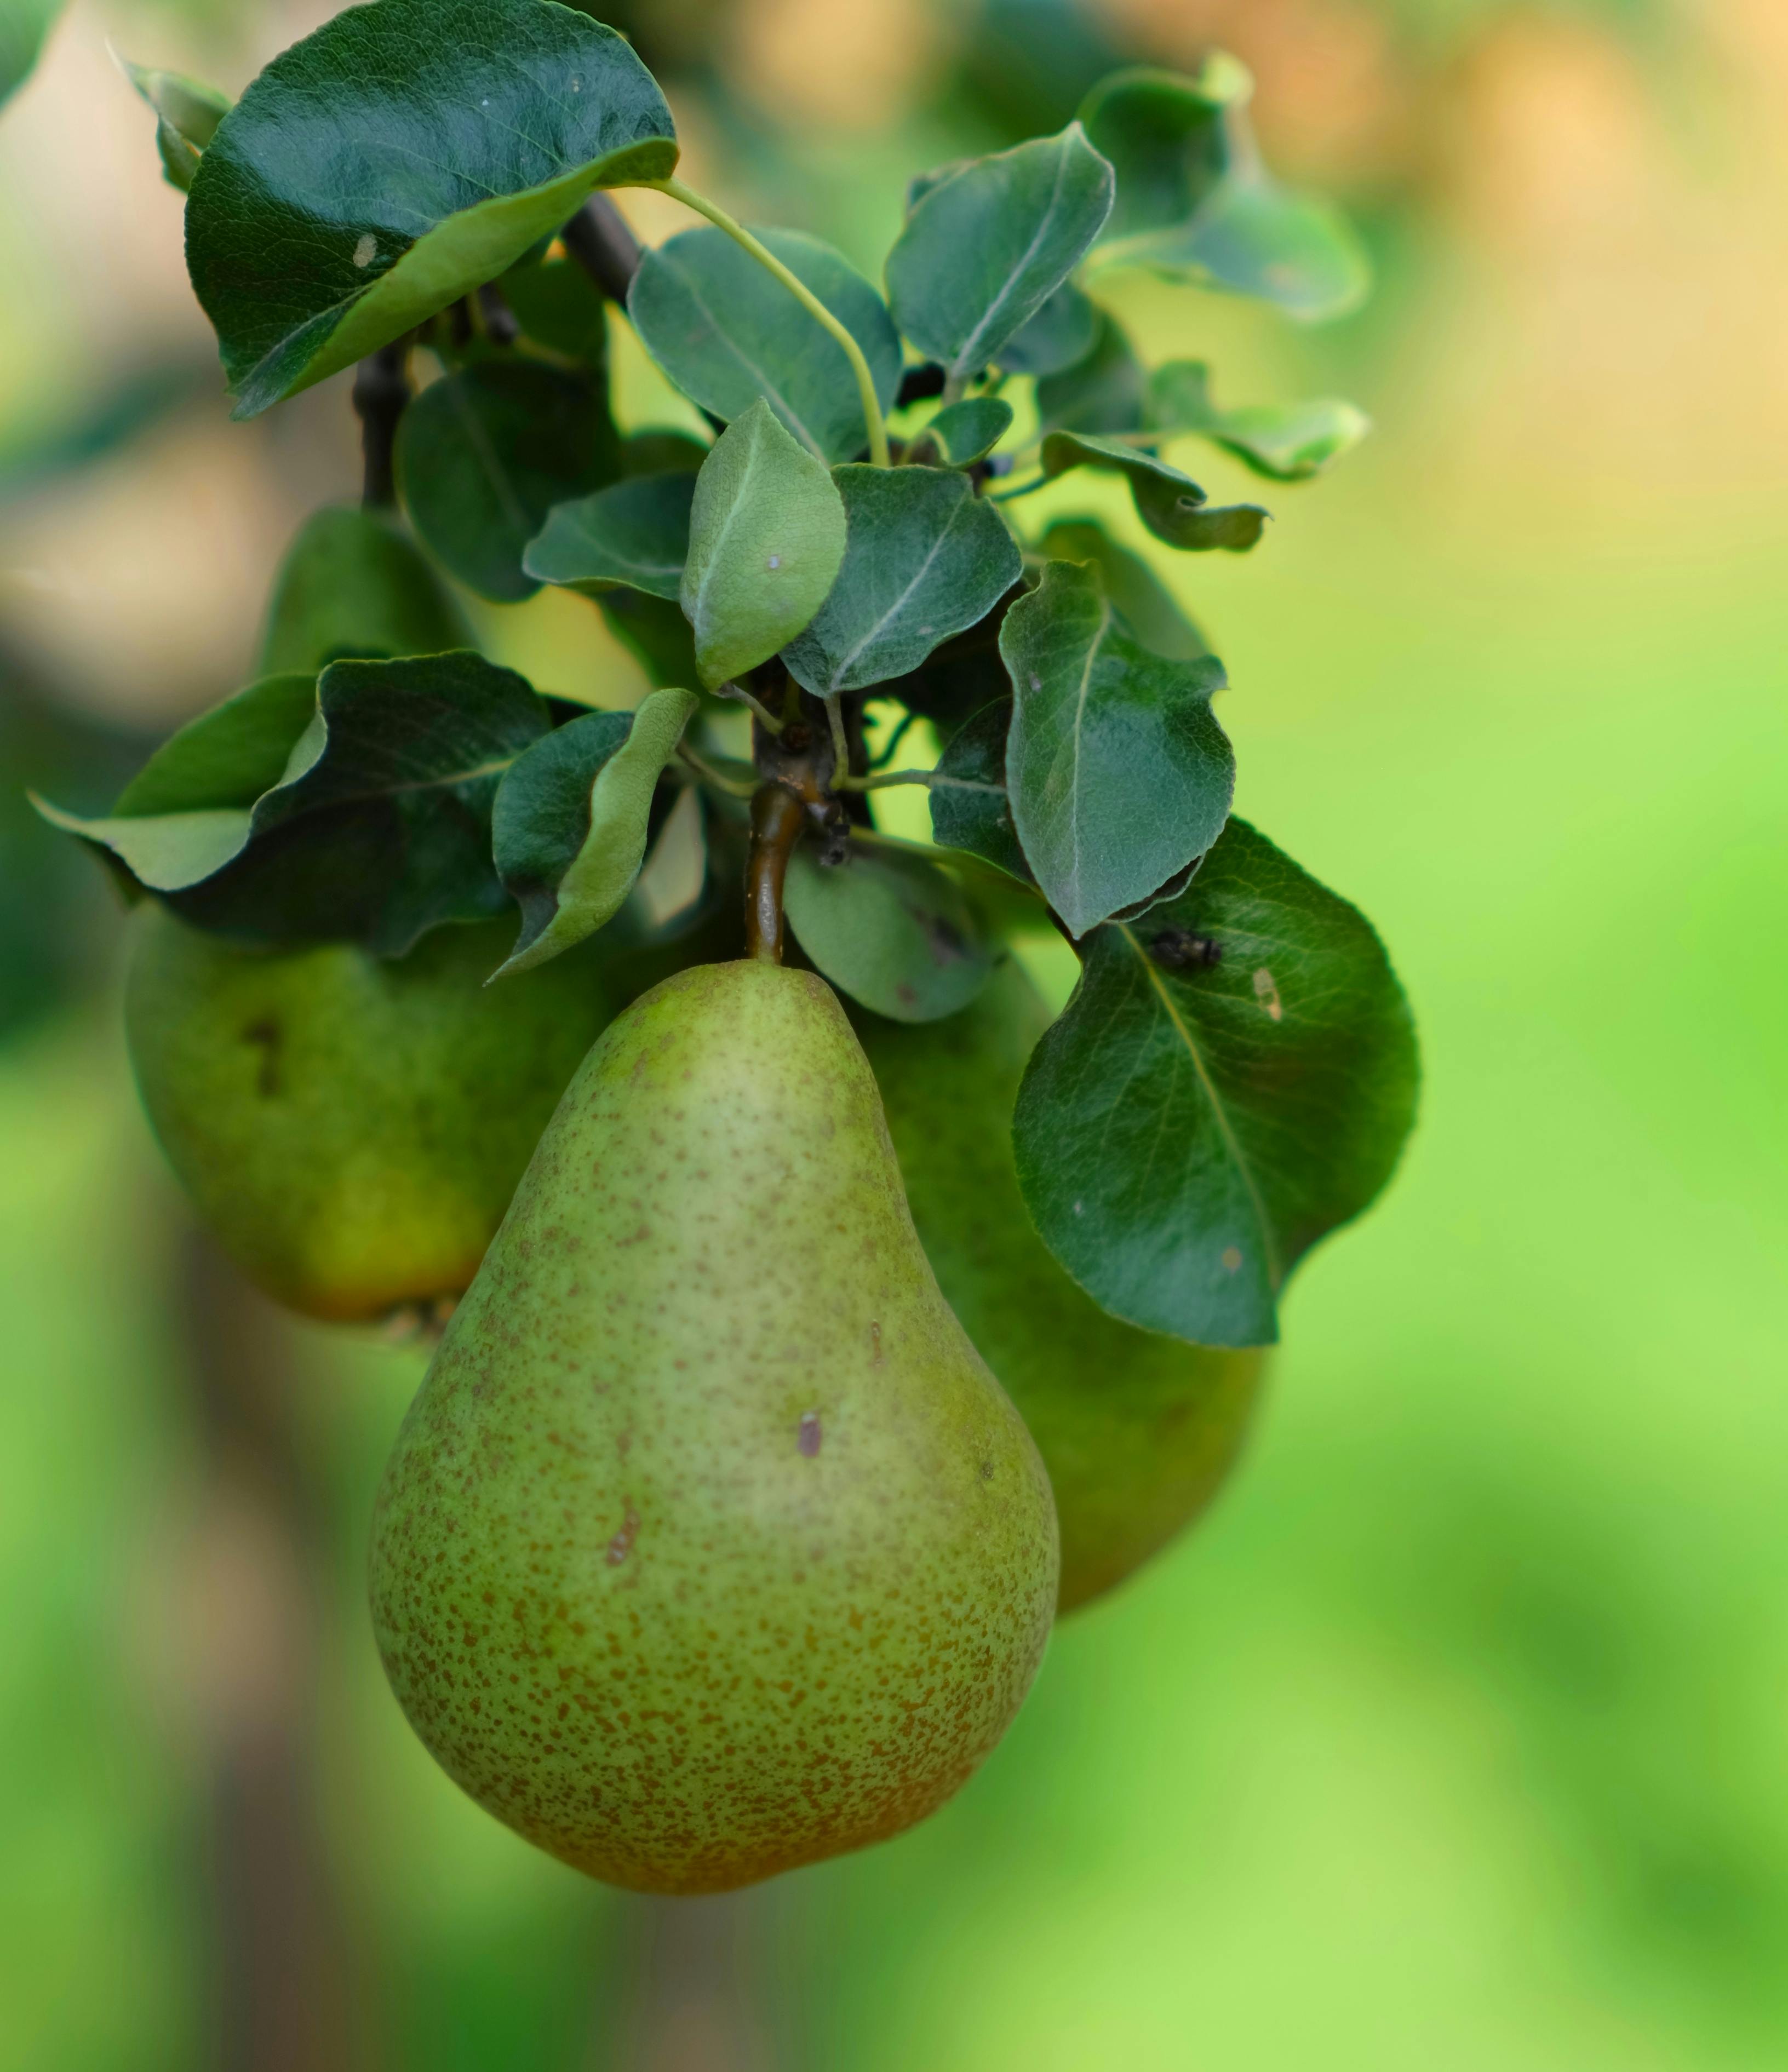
{"left": 3, "top": 0, "right": 1786, "bottom": 2065}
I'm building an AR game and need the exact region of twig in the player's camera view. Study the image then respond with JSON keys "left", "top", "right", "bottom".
{"left": 561, "top": 192, "right": 644, "bottom": 301}
{"left": 351, "top": 342, "right": 410, "bottom": 509}
{"left": 677, "top": 744, "right": 758, "bottom": 798}
{"left": 745, "top": 783, "right": 807, "bottom": 964}
{"left": 717, "top": 681, "right": 783, "bottom": 735}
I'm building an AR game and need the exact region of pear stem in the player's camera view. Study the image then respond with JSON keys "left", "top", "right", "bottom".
{"left": 746, "top": 783, "right": 806, "bottom": 965}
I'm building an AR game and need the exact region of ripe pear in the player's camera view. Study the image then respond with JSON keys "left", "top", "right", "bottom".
{"left": 125, "top": 906, "right": 620, "bottom": 1320}
{"left": 369, "top": 960, "right": 1058, "bottom": 1894}
{"left": 851, "top": 958, "right": 1267, "bottom": 1612}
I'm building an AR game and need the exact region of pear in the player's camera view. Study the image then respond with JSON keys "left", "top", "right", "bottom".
{"left": 257, "top": 504, "right": 470, "bottom": 675}
{"left": 851, "top": 958, "right": 1267, "bottom": 1613}
{"left": 369, "top": 960, "right": 1058, "bottom": 1894}
{"left": 125, "top": 906, "right": 620, "bottom": 1321}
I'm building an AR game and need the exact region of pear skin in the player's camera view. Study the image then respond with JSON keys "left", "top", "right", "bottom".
{"left": 125, "top": 907, "right": 619, "bottom": 1320}
{"left": 369, "top": 960, "right": 1058, "bottom": 1894}
{"left": 852, "top": 958, "right": 1267, "bottom": 1612}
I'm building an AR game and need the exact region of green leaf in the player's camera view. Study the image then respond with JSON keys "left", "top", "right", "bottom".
{"left": 396, "top": 360, "right": 620, "bottom": 603}
{"left": 679, "top": 400, "right": 846, "bottom": 691}
{"left": 113, "top": 675, "right": 319, "bottom": 820}
{"left": 524, "top": 470, "right": 695, "bottom": 600}
{"left": 258, "top": 505, "right": 471, "bottom": 676}
{"left": 597, "top": 590, "right": 700, "bottom": 690}
{"left": 620, "top": 429, "right": 708, "bottom": 475}
{"left": 1079, "top": 59, "right": 1248, "bottom": 243}
{"left": 185, "top": 0, "right": 677, "bottom": 418}
{"left": 1038, "top": 519, "right": 1209, "bottom": 661}
{"left": 885, "top": 124, "right": 1115, "bottom": 382}
{"left": 120, "top": 58, "right": 230, "bottom": 192}
{"left": 44, "top": 654, "right": 548, "bottom": 952}
{"left": 1041, "top": 429, "right": 1269, "bottom": 553}
{"left": 1000, "top": 559, "right": 1233, "bottom": 936}
{"left": 1034, "top": 308, "right": 1144, "bottom": 434}
{"left": 927, "top": 698, "right": 1027, "bottom": 883}
{"left": 1147, "top": 360, "right": 1369, "bottom": 480}
{"left": 491, "top": 687, "right": 697, "bottom": 975}
{"left": 994, "top": 281, "right": 1099, "bottom": 378}
{"left": 0, "top": 0, "right": 61, "bottom": 107}
{"left": 1012, "top": 817, "right": 1418, "bottom": 1346}
{"left": 628, "top": 227, "right": 901, "bottom": 466}
{"left": 881, "top": 587, "right": 1022, "bottom": 734}
{"left": 1116, "top": 170, "right": 1371, "bottom": 324}
{"left": 498, "top": 254, "right": 610, "bottom": 366}
{"left": 910, "top": 397, "right": 1012, "bottom": 468}
{"left": 781, "top": 466, "right": 1021, "bottom": 698}
{"left": 31, "top": 673, "right": 319, "bottom": 890}
{"left": 784, "top": 838, "right": 993, "bottom": 1023}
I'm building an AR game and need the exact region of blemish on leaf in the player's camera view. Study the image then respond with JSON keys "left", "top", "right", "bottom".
{"left": 352, "top": 232, "right": 377, "bottom": 269}
{"left": 869, "top": 1321, "right": 884, "bottom": 1367}
{"left": 1253, "top": 967, "right": 1283, "bottom": 1020}
{"left": 767, "top": 554, "right": 782, "bottom": 570}
{"left": 1222, "top": 1246, "right": 1243, "bottom": 1272}
{"left": 798, "top": 1411, "right": 822, "bottom": 1457}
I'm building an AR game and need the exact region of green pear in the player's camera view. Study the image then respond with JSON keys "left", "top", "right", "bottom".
{"left": 257, "top": 504, "right": 470, "bottom": 675}
{"left": 125, "top": 906, "right": 620, "bottom": 1320}
{"left": 369, "top": 960, "right": 1058, "bottom": 1894}
{"left": 851, "top": 958, "right": 1267, "bottom": 1613}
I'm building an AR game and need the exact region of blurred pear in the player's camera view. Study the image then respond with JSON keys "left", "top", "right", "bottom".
{"left": 853, "top": 958, "right": 1267, "bottom": 1611}
{"left": 257, "top": 504, "right": 470, "bottom": 675}
{"left": 125, "top": 908, "right": 621, "bottom": 1321}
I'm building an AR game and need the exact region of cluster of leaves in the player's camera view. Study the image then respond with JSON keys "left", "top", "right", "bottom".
{"left": 40, "top": 0, "right": 1416, "bottom": 1350}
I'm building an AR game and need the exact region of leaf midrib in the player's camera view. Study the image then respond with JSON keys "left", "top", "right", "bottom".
{"left": 1120, "top": 922, "right": 1283, "bottom": 1288}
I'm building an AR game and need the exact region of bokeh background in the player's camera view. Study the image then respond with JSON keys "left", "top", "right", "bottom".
{"left": 3, "top": 0, "right": 1786, "bottom": 2065}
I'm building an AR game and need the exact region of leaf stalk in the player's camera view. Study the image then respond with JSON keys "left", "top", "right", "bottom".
{"left": 642, "top": 176, "right": 892, "bottom": 468}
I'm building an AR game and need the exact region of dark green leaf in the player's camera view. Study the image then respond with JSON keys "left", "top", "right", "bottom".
{"left": 121, "top": 58, "right": 230, "bottom": 192}
{"left": 0, "top": 0, "right": 61, "bottom": 107}
{"left": 1013, "top": 816, "right": 1418, "bottom": 1346}
{"left": 1079, "top": 59, "right": 1247, "bottom": 242}
{"left": 994, "top": 280, "right": 1099, "bottom": 378}
{"left": 621, "top": 429, "right": 708, "bottom": 475}
{"left": 1000, "top": 558, "right": 1232, "bottom": 936}
{"left": 1147, "top": 360, "right": 1368, "bottom": 480}
{"left": 885, "top": 124, "right": 1115, "bottom": 382}
{"left": 1034, "top": 308, "right": 1144, "bottom": 434}
{"left": 680, "top": 400, "right": 846, "bottom": 690}
{"left": 1041, "top": 429, "right": 1269, "bottom": 552}
{"left": 186, "top": 0, "right": 677, "bottom": 417}
{"left": 927, "top": 698, "right": 1027, "bottom": 883}
{"left": 784, "top": 837, "right": 992, "bottom": 1023}
{"left": 524, "top": 470, "right": 695, "bottom": 601}
{"left": 597, "top": 589, "right": 699, "bottom": 689}
{"left": 42, "top": 653, "right": 548, "bottom": 952}
{"left": 910, "top": 397, "right": 1012, "bottom": 468}
{"left": 491, "top": 687, "right": 697, "bottom": 975}
{"left": 498, "top": 255, "right": 609, "bottom": 365}
{"left": 880, "top": 586, "right": 1023, "bottom": 734}
{"left": 397, "top": 359, "right": 619, "bottom": 603}
{"left": 1038, "top": 518, "right": 1208, "bottom": 660}
{"left": 782, "top": 466, "right": 1021, "bottom": 697}
{"left": 629, "top": 227, "right": 901, "bottom": 465}
{"left": 258, "top": 505, "right": 471, "bottom": 676}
